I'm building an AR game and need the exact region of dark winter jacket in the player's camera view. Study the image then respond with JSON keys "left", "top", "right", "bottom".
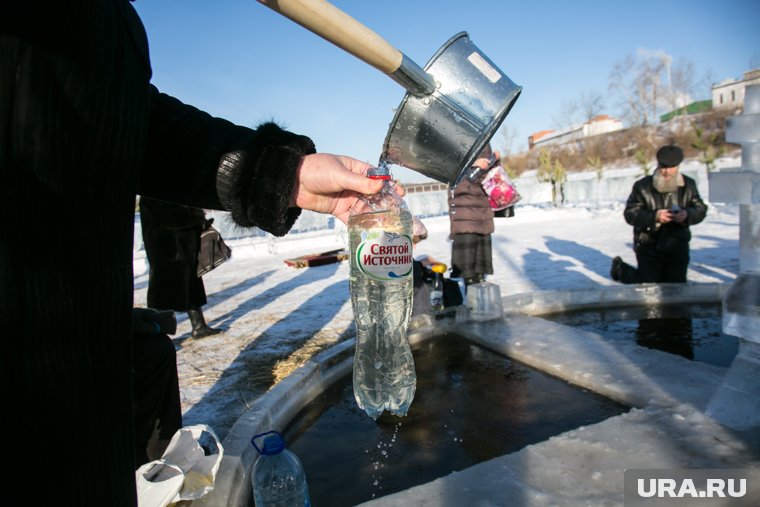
{"left": 139, "top": 197, "right": 208, "bottom": 311}
{"left": 623, "top": 173, "right": 707, "bottom": 253}
{"left": 1, "top": 2, "right": 315, "bottom": 504}
{"left": 448, "top": 167, "right": 495, "bottom": 236}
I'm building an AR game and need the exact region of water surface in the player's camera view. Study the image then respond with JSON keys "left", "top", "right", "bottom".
{"left": 283, "top": 333, "right": 628, "bottom": 507}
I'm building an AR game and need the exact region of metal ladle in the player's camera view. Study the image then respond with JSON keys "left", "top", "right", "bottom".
{"left": 258, "top": 0, "right": 522, "bottom": 185}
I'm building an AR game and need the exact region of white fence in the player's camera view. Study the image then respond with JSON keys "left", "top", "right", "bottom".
{"left": 134, "top": 160, "right": 725, "bottom": 252}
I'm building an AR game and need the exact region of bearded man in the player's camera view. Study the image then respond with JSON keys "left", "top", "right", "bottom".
{"left": 611, "top": 145, "right": 708, "bottom": 283}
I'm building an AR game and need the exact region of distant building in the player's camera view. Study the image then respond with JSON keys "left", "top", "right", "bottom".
{"left": 712, "top": 69, "right": 760, "bottom": 110}
{"left": 528, "top": 130, "right": 556, "bottom": 150}
{"left": 528, "top": 115, "right": 624, "bottom": 150}
{"left": 402, "top": 181, "right": 448, "bottom": 194}
{"left": 660, "top": 100, "right": 713, "bottom": 123}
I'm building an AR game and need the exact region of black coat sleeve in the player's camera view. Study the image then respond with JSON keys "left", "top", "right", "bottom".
{"left": 683, "top": 178, "right": 708, "bottom": 226}
{"left": 623, "top": 179, "right": 658, "bottom": 231}
{"left": 138, "top": 86, "right": 316, "bottom": 236}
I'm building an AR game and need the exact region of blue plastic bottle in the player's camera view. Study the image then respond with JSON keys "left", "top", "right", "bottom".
{"left": 251, "top": 431, "right": 311, "bottom": 507}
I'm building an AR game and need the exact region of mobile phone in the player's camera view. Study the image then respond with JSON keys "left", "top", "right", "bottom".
{"left": 670, "top": 205, "right": 681, "bottom": 214}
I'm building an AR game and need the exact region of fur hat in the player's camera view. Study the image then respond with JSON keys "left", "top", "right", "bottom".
{"left": 656, "top": 145, "right": 684, "bottom": 168}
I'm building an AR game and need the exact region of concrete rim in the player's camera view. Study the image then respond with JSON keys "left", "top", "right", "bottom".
{"left": 193, "top": 282, "right": 730, "bottom": 507}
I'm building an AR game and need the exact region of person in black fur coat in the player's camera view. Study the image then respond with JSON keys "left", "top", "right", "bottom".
{"left": 139, "top": 197, "right": 221, "bottom": 339}
{"left": 1, "top": 2, "right": 386, "bottom": 504}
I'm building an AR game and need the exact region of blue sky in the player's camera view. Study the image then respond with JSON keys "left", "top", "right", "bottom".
{"left": 135, "top": 0, "right": 759, "bottom": 182}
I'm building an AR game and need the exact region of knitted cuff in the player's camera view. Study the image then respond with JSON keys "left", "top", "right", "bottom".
{"left": 217, "top": 123, "right": 316, "bottom": 237}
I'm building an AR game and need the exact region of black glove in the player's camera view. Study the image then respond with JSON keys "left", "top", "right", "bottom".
{"left": 132, "top": 308, "right": 177, "bottom": 335}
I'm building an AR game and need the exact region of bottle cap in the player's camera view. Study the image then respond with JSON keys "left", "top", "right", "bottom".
{"left": 431, "top": 263, "right": 447, "bottom": 274}
{"left": 251, "top": 431, "right": 286, "bottom": 455}
{"left": 367, "top": 164, "right": 392, "bottom": 180}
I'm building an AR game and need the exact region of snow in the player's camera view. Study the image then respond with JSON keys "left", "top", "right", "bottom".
{"left": 133, "top": 162, "right": 759, "bottom": 505}
{"left": 132, "top": 203, "right": 741, "bottom": 436}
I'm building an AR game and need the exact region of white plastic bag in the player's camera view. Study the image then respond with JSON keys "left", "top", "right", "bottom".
{"left": 135, "top": 424, "right": 224, "bottom": 507}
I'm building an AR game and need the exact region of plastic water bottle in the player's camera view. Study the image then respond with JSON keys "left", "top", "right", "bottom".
{"left": 251, "top": 431, "right": 311, "bottom": 507}
{"left": 429, "top": 263, "right": 447, "bottom": 315}
{"left": 349, "top": 163, "right": 416, "bottom": 419}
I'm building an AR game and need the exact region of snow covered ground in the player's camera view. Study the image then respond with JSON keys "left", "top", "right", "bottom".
{"left": 133, "top": 163, "right": 759, "bottom": 505}
{"left": 133, "top": 199, "right": 741, "bottom": 438}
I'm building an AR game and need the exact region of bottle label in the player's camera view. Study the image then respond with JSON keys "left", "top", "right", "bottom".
{"left": 356, "top": 230, "right": 413, "bottom": 281}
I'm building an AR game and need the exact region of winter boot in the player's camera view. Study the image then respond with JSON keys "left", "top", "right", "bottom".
{"left": 610, "top": 256, "right": 623, "bottom": 282}
{"left": 464, "top": 273, "right": 486, "bottom": 288}
{"left": 187, "top": 307, "right": 221, "bottom": 339}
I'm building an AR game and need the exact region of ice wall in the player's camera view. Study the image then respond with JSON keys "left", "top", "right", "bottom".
{"left": 705, "top": 84, "right": 760, "bottom": 431}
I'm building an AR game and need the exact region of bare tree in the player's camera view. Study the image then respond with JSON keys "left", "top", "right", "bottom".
{"left": 552, "top": 89, "right": 606, "bottom": 131}
{"left": 609, "top": 54, "right": 645, "bottom": 126}
{"left": 578, "top": 89, "right": 606, "bottom": 122}
{"left": 552, "top": 98, "right": 580, "bottom": 130}
{"left": 699, "top": 68, "right": 717, "bottom": 101}
{"left": 609, "top": 51, "right": 672, "bottom": 127}
{"left": 664, "top": 58, "right": 697, "bottom": 114}
{"left": 498, "top": 125, "right": 518, "bottom": 157}
{"left": 750, "top": 52, "right": 760, "bottom": 71}
{"left": 537, "top": 149, "right": 566, "bottom": 207}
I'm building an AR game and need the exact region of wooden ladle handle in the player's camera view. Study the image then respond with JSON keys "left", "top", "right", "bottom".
{"left": 258, "top": 0, "right": 403, "bottom": 74}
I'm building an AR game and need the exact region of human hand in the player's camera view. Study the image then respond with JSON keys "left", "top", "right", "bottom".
{"left": 290, "top": 154, "right": 385, "bottom": 224}
{"left": 473, "top": 150, "right": 501, "bottom": 170}
{"left": 419, "top": 255, "right": 440, "bottom": 268}
{"left": 472, "top": 156, "right": 492, "bottom": 171}
{"left": 656, "top": 209, "right": 674, "bottom": 224}
{"left": 672, "top": 209, "right": 688, "bottom": 223}
{"left": 392, "top": 180, "right": 406, "bottom": 197}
